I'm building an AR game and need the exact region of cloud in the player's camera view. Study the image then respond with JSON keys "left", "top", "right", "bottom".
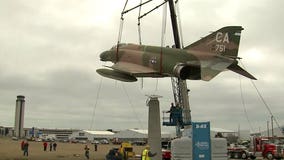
{"left": 0, "top": 0, "right": 283, "bottom": 134}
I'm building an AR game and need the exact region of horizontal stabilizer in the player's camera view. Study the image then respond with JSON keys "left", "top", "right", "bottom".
{"left": 227, "top": 63, "right": 257, "bottom": 80}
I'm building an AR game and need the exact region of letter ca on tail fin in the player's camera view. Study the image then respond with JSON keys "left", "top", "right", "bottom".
{"left": 185, "top": 26, "right": 243, "bottom": 58}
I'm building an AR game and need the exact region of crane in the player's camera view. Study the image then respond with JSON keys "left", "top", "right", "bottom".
{"left": 167, "top": 0, "right": 191, "bottom": 137}
{"left": 118, "top": 0, "right": 192, "bottom": 137}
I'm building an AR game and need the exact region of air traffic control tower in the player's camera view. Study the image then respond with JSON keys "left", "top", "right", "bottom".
{"left": 14, "top": 95, "right": 25, "bottom": 138}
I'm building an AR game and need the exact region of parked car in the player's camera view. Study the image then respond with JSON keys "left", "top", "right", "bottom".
{"left": 100, "top": 139, "right": 109, "bottom": 144}
{"left": 79, "top": 140, "right": 87, "bottom": 144}
{"left": 70, "top": 139, "right": 79, "bottom": 143}
{"left": 35, "top": 138, "right": 43, "bottom": 142}
{"left": 12, "top": 137, "right": 18, "bottom": 141}
{"left": 58, "top": 139, "right": 68, "bottom": 143}
{"left": 91, "top": 140, "right": 100, "bottom": 144}
{"left": 132, "top": 141, "right": 146, "bottom": 146}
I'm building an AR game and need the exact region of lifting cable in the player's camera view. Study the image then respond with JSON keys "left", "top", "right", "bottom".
{"left": 123, "top": 0, "right": 153, "bottom": 15}
{"left": 89, "top": 77, "right": 103, "bottom": 130}
{"left": 240, "top": 60, "right": 283, "bottom": 135}
{"left": 120, "top": 0, "right": 170, "bottom": 91}
{"left": 239, "top": 76, "right": 255, "bottom": 133}
{"left": 155, "top": 1, "right": 168, "bottom": 91}
{"left": 136, "top": 0, "right": 168, "bottom": 90}
{"left": 175, "top": 0, "right": 184, "bottom": 48}
{"left": 250, "top": 80, "right": 283, "bottom": 134}
{"left": 123, "top": 0, "right": 168, "bottom": 45}
{"left": 121, "top": 83, "right": 145, "bottom": 129}
{"left": 138, "top": 1, "right": 168, "bottom": 20}
{"left": 138, "top": 0, "right": 144, "bottom": 89}
{"left": 138, "top": 0, "right": 168, "bottom": 90}
{"left": 138, "top": 0, "right": 143, "bottom": 45}
{"left": 116, "top": 0, "right": 129, "bottom": 62}
{"left": 161, "top": 1, "right": 167, "bottom": 47}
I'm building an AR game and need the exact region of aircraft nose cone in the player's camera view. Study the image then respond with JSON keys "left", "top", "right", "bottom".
{"left": 100, "top": 51, "right": 111, "bottom": 61}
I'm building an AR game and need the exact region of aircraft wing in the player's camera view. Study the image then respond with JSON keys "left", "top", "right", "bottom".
{"left": 96, "top": 62, "right": 160, "bottom": 82}
{"left": 110, "top": 62, "right": 159, "bottom": 77}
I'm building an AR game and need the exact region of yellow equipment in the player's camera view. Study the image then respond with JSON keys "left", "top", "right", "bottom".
{"left": 119, "top": 142, "right": 135, "bottom": 160}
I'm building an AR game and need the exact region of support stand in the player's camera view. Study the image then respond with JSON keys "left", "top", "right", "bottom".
{"left": 146, "top": 95, "right": 162, "bottom": 160}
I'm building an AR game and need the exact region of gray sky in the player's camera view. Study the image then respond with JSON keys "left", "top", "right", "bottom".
{"left": 0, "top": 0, "right": 284, "bottom": 133}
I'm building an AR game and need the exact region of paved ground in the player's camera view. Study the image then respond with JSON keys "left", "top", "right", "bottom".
{"left": 0, "top": 136, "right": 145, "bottom": 160}
{"left": 1, "top": 136, "right": 267, "bottom": 160}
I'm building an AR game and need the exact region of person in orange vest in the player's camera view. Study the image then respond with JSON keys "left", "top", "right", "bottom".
{"left": 141, "top": 145, "right": 156, "bottom": 160}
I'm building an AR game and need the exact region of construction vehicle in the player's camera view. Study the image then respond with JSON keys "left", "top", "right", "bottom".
{"left": 162, "top": 148, "right": 171, "bottom": 160}
{"left": 227, "top": 144, "right": 252, "bottom": 159}
{"left": 119, "top": 142, "right": 135, "bottom": 160}
{"left": 250, "top": 136, "right": 284, "bottom": 160}
{"left": 228, "top": 136, "right": 284, "bottom": 159}
{"left": 162, "top": 140, "right": 171, "bottom": 160}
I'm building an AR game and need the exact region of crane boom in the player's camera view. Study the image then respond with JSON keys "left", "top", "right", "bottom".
{"left": 168, "top": 0, "right": 191, "bottom": 137}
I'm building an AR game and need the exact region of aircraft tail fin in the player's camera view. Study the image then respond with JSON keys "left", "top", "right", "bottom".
{"left": 185, "top": 26, "right": 243, "bottom": 58}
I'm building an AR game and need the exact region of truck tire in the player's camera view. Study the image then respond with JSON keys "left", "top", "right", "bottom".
{"left": 234, "top": 152, "right": 241, "bottom": 159}
{"left": 241, "top": 152, "right": 248, "bottom": 159}
{"left": 266, "top": 152, "right": 274, "bottom": 160}
{"left": 228, "top": 152, "right": 233, "bottom": 158}
{"left": 250, "top": 155, "right": 256, "bottom": 160}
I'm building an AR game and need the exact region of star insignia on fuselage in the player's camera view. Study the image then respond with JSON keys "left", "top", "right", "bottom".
{"left": 149, "top": 57, "right": 157, "bottom": 64}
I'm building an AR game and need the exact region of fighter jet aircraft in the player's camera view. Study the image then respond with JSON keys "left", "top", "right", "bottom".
{"left": 97, "top": 26, "right": 256, "bottom": 82}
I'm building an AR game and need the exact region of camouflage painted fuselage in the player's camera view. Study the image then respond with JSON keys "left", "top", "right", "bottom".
{"left": 97, "top": 26, "right": 256, "bottom": 82}
{"left": 102, "top": 44, "right": 199, "bottom": 75}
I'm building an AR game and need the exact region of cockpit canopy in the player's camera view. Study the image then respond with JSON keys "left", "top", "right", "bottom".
{"left": 111, "top": 43, "right": 128, "bottom": 50}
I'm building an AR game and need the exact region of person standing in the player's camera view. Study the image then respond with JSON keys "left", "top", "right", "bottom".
{"left": 23, "top": 141, "right": 29, "bottom": 157}
{"left": 49, "top": 142, "right": 53, "bottom": 151}
{"left": 43, "top": 142, "right": 48, "bottom": 151}
{"left": 176, "top": 104, "right": 184, "bottom": 128}
{"left": 53, "top": 142, "right": 57, "bottom": 151}
{"left": 114, "top": 150, "right": 123, "bottom": 160}
{"left": 141, "top": 145, "right": 156, "bottom": 160}
{"left": 94, "top": 143, "right": 98, "bottom": 151}
{"left": 84, "top": 145, "right": 90, "bottom": 159}
{"left": 167, "top": 103, "right": 176, "bottom": 123}
{"left": 21, "top": 140, "right": 25, "bottom": 151}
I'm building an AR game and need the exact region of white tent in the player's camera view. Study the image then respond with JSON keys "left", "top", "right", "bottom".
{"left": 113, "top": 129, "right": 172, "bottom": 141}
{"left": 70, "top": 130, "right": 114, "bottom": 141}
{"left": 210, "top": 127, "right": 236, "bottom": 138}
